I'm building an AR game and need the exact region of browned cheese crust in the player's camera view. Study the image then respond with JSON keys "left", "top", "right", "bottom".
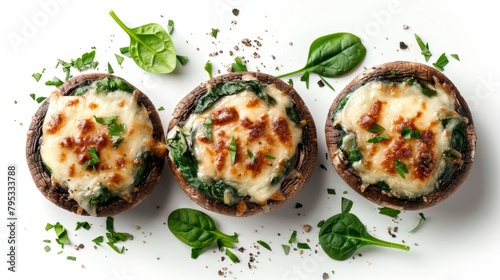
{"left": 26, "top": 73, "right": 166, "bottom": 216}
{"left": 325, "top": 61, "right": 476, "bottom": 210}
{"left": 167, "top": 72, "right": 317, "bottom": 217}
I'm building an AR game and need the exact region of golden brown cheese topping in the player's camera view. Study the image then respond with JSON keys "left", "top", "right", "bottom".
{"left": 334, "top": 80, "right": 461, "bottom": 198}
{"left": 40, "top": 83, "right": 166, "bottom": 216}
{"left": 169, "top": 80, "right": 303, "bottom": 206}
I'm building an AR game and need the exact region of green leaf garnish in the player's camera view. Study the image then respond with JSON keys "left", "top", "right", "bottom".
{"left": 225, "top": 248, "right": 240, "bottom": 263}
{"left": 231, "top": 57, "right": 247, "bottom": 72}
{"left": 367, "top": 133, "right": 390, "bottom": 143}
{"left": 297, "top": 243, "right": 311, "bottom": 250}
{"left": 82, "top": 147, "right": 100, "bottom": 171}
{"left": 288, "top": 230, "right": 297, "bottom": 244}
{"left": 401, "top": 126, "right": 422, "bottom": 139}
{"left": 450, "top": 54, "right": 460, "bottom": 61}
{"left": 432, "top": 53, "right": 449, "bottom": 71}
{"left": 92, "top": 236, "right": 104, "bottom": 245}
{"left": 414, "top": 33, "right": 432, "bottom": 61}
{"left": 177, "top": 55, "right": 189, "bottom": 65}
{"left": 247, "top": 148, "right": 255, "bottom": 164}
{"left": 367, "top": 123, "right": 385, "bottom": 133}
{"left": 394, "top": 160, "right": 408, "bottom": 179}
{"left": 282, "top": 244, "right": 291, "bottom": 255}
{"left": 204, "top": 60, "right": 213, "bottom": 79}
{"left": 75, "top": 221, "right": 91, "bottom": 231}
{"left": 409, "top": 213, "right": 426, "bottom": 233}
{"left": 115, "top": 54, "right": 125, "bottom": 66}
{"left": 167, "top": 19, "right": 174, "bottom": 35}
{"left": 264, "top": 154, "right": 275, "bottom": 159}
{"left": 45, "top": 77, "right": 64, "bottom": 87}
{"left": 107, "top": 62, "right": 114, "bottom": 74}
{"left": 257, "top": 240, "right": 272, "bottom": 251}
{"left": 203, "top": 115, "right": 212, "bottom": 142}
{"left": 211, "top": 28, "right": 219, "bottom": 38}
{"left": 378, "top": 207, "right": 401, "bottom": 218}
{"left": 229, "top": 136, "right": 237, "bottom": 164}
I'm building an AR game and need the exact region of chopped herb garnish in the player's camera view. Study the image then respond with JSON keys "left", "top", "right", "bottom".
{"left": 225, "top": 248, "right": 240, "bottom": 263}
{"left": 367, "top": 123, "right": 385, "bottom": 133}
{"left": 204, "top": 60, "right": 213, "bottom": 79}
{"left": 158, "top": 106, "right": 165, "bottom": 111}
{"left": 46, "top": 222, "right": 71, "bottom": 248}
{"left": 367, "top": 133, "right": 390, "bottom": 143}
{"left": 419, "top": 82, "right": 437, "bottom": 97}
{"left": 92, "top": 236, "right": 104, "bottom": 245}
{"left": 44, "top": 245, "right": 51, "bottom": 252}
{"left": 229, "top": 136, "right": 237, "bottom": 164}
{"left": 432, "top": 53, "right": 449, "bottom": 71}
{"left": 451, "top": 54, "right": 460, "bottom": 61}
{"left": 257, "top": 240, "right": 272, "bottom": 251}
{"left": 409, "top": 212, "right": 426, "bottom": 233}
{"left": 67, "top": 256, "right": 76, "bottom": 261}
{"left": 56, "top": 49, "right": 99, "bottom": 81}
{"left": 394, "top": 160, "right": 408, "bottom": 179}
{"left": 282, "top": 244, "right": 291, "bottom": 255}
{"left": 167, "top": 19, "right": 174, "bottom": 35}
{"left": 115, "top": 54, "right": 125, "bottom": 66}
{"left": 300, "top": 71, "right": 310, "bottom": 89}
{"left": 317, "top": 220, "right": 324, "bottom": 227}
{"left": 288, "top": 230, "right": 297, "bottom": 244}
{"left": 105, "top": 217, "right": 130, "bottom": 254}
{"left": 319, "top": 76, "right": 335, "bottom": 91}
{"left": 401, "top": 126, "right": 422, "bottom": 139}
{"left": 94, "top": 115, "right": 125, "bottom": 148}
{"left": 107, "top": 62, "right": 114, "bottom": 74}
{"left": 203, "top": 115, "right": 213, "bottom": 142}
{"left": 327, "top": 188, "right": 336, "bottom": 195}
{"left": 264, "top": 154, "right": 275, "bottom": 159}
{"left": 45, "top": 77, "right": 64, "bottom": 87}
{"left": 75, "top": 221, "right": 91, "bottom": 231}
{"left": 43, "top": 239, "right": 51, "bottom": 243}
{"left": 247, "top": 149, "right": 255, "bottom": 164}
{"left": 82, "top": 147, "right": 100, "bottom": 171}
{"left": 320, "top": 164, "right": 327, "bottom": 171}
{"left": 120, "top": 46, "right": 131, "bottom": 57}
{"left": 378, "top": 207, "right": 401, "bottom": 218}
{"left": 231, "top": 57, "right": 247, "bottom": 72}
{"left": 297, "top": 242, "right": 311, "bottom": 250}
{"left": 32, "top": 70, "right": 44, "bottom": 82}
{"left": 390, "top": 69, "right": 396, "bottom": 76}
{"left": 414, "top": 33, "right": 432, "bottom": 61}
{"left": 30, "top": 93, "right": 47, "bottom": 104}
{"left": 211, "top": 28, "right": 219, "bottom": 38}
{"left": 176, "top": 55, "right": 189, "bottom": 65}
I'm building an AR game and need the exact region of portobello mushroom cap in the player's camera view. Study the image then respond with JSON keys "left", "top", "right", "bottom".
{"left": 325, "top": 61, "right": 476, "bottom": 210}
{"left": 26, "top": 73, "right": 166, "bottom": 216}
{"left": 167, "top": 71, "right": 317, "bottom": 217}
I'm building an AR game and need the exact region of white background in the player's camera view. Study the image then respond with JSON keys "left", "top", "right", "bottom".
{"left": 1, "top": 1, "right": 499, "bottom": 279}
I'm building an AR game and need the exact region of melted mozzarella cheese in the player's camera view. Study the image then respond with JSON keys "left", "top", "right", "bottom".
{"left": 334, "top": 80, "right": 456, "bottom": 198}
{"left": 179, "top": 83, "right": 302, "bottom": 205}
{"left": 41, "top": 85, "right": 162, "bottom": 215}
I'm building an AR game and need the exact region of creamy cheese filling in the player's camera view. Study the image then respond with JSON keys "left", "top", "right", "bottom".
{"left": 171, "top": 80, "right": 303, "bottom": 205}
{"left": 334, "top": 80, "right": 458, "bottom": 198}
{"left": 40, "top": 83, "right": 160, "bottom": 215}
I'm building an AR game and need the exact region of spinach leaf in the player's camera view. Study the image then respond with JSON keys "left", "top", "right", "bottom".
{"left": 277, "top": 33, "right": 366, "bottom": 78}
{"left": 109, "top": 10, "right": 177, "bottom": 74}
{"left": 194, "top": 80, "right": 266, "bottom": 113}
{"left": 167, "top": 208, "right": 238, "bottom": 257}
{"left": 318, "top": 197, "right": 409, "bottom": 261}
{"left": 167, "top": 131, "right": 242, "bottom": 204}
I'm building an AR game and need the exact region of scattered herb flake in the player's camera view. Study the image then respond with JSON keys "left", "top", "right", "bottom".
{"left": 211, "top": 28, "right": 220, "bottom": 38}
{"left": 410, "top": 212, "right": 426, "bottom": 233}
{"left": 229, "top": 136, "right": 237, "bottom": 164}
{"left": 115, "top": 54, "right": 125, "bottom": 65}
{"left": 394, "top": 160, "right": 409, "bottom": 179}
{"left": 327, "top": 188, "right": 336, "bottom": 195}
{"left": 204, "top": 60, "right": 213, "bottom": 79}
{"left": 320, "top": 164, "right": 327, "bottom": 171}
{"left": 264, "top": 154, "right": 275, "bottom": 159}
{"left": 367, "top": 124, "right": 385, "bottom": 133}
{"left": 367, "top": 133, "right": 390, "bottom": 143}
{"left": 257, "top": 240, "right": 272, "bottom": 251}
{"left": 297, "top": 242, "right": 311, "bottom": 250}
{"left": 75, "top": 221, "right": 91, "bottom": 231}
{"left": 378, "top": 207, "right": 401, "bottom": 218}
{"left": 204, "top": 115, "right": 213, "bottom": 142}
{"left": 247, "top": 149, "right": 255, "bottom": 164}
{"left": 44, "top": 245, "right": 51, "bottom": 252}
{"left": 401, "top": 126, "right": 422, "bottom": 139}
{"left": 82, "top": 147, "right": 100, "bottom": 171}
{"left": 282, "top": 244, "right": 291, "bottom": 255}
{"left": 451, "top": 54, "right": 460, "bottom": 61}
{"left": 167, "top": 19, "right": 174, "bottom": 35}
{"left": 231, "top": 57, "right": 247, "bottom": 72}
{"left": 177, "top": 55, "right": 189, "bottom": 65}
{"left": 92, "top": 236, "right": 104, "bottom": 245}
{"left": 225, "top": 248, "right": 240, "bottom": 263}
{"left": 288, "top": 230, "right": 297, "bottom": 244}
{"left": 67, "top": 256, "right": 76, "bottom": 261}
{"left": 432, "top": 53, "right": 449, "bottom": 71}
{"left": 45, "top": 77, "right": 64, "bottom": 87}
{"left": 414, "top": 33, "right": 432, "bottom": 61}
{"left": 107, "top": 62, "right": 114, "bottom": 74}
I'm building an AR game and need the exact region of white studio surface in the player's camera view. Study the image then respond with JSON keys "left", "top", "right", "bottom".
{"left": 1, "top": 1, "right": 499, "bottom": 279}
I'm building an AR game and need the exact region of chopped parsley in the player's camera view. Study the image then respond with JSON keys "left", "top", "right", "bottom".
{"left": 432, "top": 53, "right": 449, "bottom": 71}
{"left": 394, "top": 160, "right": 409, "bottom": 179}
{"left": 401, "top": 126, "right": 422, "bottom": 139}
{"left": 257, "top": 240, "right": 272, "bottom": 251}
{"left": 367, "top": 133, "right": 390, "bottom": 143}
{"left": 231, "top": 56, "right": 247, "bottom": 72}
{"left": 378, "top": 207, "right": 401, "bottom": 218}
{"left": 82, "top": 147, "right": 100, "bottom": 171}
{"left": 229, "top": 136, "right": 237, "bottom": 164}
{"left": 414, "top": 33, "right": 432, "bottom": 61}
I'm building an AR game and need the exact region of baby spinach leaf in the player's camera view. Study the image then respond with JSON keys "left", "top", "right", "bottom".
{"left": 167, "top": 208, "right": 238, "bottom": 258}
{"left": 318, "top": 198, "right": 409, "bottom": 261}
{"left": 109, "top": 10, "right": 177, "bottom": 74}
{"left": 277, "top": 32, "right": 366, "bottom": 79}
